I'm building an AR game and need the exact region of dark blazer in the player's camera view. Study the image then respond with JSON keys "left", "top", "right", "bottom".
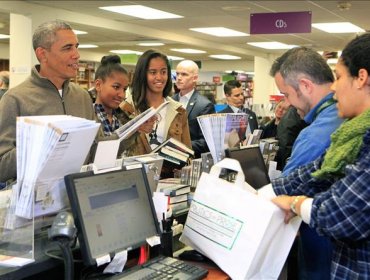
{"left": 172, "top": 90, "right": 215, "bottom": 158}
{"left": 219, "top": 105, "right": 259, "bottom": 133}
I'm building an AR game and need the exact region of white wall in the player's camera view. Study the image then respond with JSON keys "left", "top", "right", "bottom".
{"left": 0, "top": 44, "right": 9, "bottom": 59}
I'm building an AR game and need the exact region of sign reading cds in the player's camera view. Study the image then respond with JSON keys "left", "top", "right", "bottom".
{"left": 250, "top": 11, "right": 311, "bottom": 34}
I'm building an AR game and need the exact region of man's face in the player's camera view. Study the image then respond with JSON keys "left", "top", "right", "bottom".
{"left": 226, "top": 86, "right": 244, "bottom": 108}
{"left": 39, "top": 29, "right": 80, "bottom": 86}
{"left": 176, "top": 65, "right": 198, "bottom": 94}
{"left": 274, "top": 72, "right": 310, "bottom": 118}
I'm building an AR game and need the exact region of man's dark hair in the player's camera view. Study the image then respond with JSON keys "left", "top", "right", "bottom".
{"left": 224, "top": 80, "right": 241, "bottom": 96}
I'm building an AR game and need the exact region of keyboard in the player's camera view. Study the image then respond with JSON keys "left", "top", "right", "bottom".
{"left": 109, "top": 255, "right": 208, "bottom": 280}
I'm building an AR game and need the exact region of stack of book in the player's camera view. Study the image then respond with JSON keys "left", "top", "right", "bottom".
{"left": 151, "top": 137, "right": 194, "bottom": 167}
{"left": 156, "top": 178, "right": 191, "bottom": 215}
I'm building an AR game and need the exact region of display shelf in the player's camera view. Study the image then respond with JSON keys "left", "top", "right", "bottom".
{"left": 71, "top": 61, "right": 96, "bottom": 89}
{"left": 196, "top": 82, "right": 221, "bottom": 104}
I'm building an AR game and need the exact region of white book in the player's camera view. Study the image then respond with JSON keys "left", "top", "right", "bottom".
{"left": 115, "top": 101, "right": 169, "bottom": 141}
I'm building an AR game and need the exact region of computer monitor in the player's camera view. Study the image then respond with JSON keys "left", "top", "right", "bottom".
{"left": 64, "top": 167, "right": 160, "bottom": 266}
{"left": 224, "top": 145, "right": 270, "bottom": 190}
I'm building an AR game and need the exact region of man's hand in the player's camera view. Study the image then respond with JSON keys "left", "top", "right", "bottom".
{"left": 271, "top": 195, "right": 297, "bottom": 224}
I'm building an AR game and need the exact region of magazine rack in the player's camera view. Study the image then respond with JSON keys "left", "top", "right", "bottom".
{"left": 0, "top": 182, "right": 35, "bottom": 267}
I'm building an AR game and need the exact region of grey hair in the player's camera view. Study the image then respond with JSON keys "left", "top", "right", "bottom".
{"left": 32, "top": 20, "right": 73, "bottom": 51}
{"left": 280, "top": 47, "right": 334, "bottom": 90}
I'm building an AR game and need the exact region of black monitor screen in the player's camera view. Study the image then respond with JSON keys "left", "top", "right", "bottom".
{"left": 65, "top": 167, "right": 160, "bottom": 266}
{"left": 225, "top": 145, "right": 270, "bottom": 190}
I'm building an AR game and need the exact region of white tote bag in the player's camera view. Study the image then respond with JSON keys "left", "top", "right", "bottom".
{"left": 180, "top": 158, "right": 301, "bottom": 280}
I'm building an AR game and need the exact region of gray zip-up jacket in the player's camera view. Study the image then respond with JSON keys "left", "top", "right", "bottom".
{"left": 0, "top": 65, "right": 95, "bottom": 182}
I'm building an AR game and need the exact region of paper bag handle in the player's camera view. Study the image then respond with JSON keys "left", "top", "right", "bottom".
{"left": 209, "top": 158, "right": 245, "bottom": 187}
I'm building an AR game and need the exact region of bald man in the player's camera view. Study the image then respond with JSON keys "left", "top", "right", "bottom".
{"left": 172, "top": 60, "right": 215, "bottom": 158}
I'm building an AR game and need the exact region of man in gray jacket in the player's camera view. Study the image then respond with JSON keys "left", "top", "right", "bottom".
{"left": 0, "top": 20, "right": 95, "bottom": 184}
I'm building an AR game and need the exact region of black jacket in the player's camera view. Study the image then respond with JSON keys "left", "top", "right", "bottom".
{"left": 172, "top": 91, "right": 215, "bottom": 158}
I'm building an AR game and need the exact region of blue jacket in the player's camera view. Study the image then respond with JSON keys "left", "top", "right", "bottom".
{"left": 283, "top": 93, "right": 343, "bottom": 176}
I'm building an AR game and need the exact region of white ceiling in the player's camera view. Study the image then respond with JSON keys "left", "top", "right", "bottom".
{"left": 0, "top": 1, "right": 369, "bottom": 69}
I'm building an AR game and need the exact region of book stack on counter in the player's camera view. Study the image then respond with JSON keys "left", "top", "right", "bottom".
{"left": 156, "top": 178, "right": 191, "bottom": 215}
{"left": 151, "top": 137, "right": 194, "bottom": 167}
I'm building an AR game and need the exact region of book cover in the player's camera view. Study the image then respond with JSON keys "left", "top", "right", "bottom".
{"left": 197, "top": 113, "right": 248, "bottom": 163}
{"left": 115, "top": 101, "right": 169, "bottom": 141}
{"left": 224, "top": 113, "right": 248, "bottom": 149}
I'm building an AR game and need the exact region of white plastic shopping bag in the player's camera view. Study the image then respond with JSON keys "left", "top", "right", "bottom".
{"left": 180, "top": 158, "right": 301, "bottom": 279}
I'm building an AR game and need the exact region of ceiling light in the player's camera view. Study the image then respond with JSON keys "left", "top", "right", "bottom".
{"left": 222, "top": 6, "right": 250, "bottom": 12}
{"left": 110, "top": 50, "right": 142, "bottom": 55}
{"left": 190, "top": 27, "right": 249, "bottom": 37}
{"left": 247, "top": 42, "right": 297, "bottom": 49}
{"left": 327, "top": 58, "right": 339, "bottom": 64}
{"left": 170, "top": 48, "right": 206, "bottom": 54}
{"left": 312, "top": 22, "right": 365, "bottom": 33}
{"left": 209, "top": 54, "right": 241, "bottom": 60}
{"left": 137, "top": 42, "right": 164, "bottom": 46}
{"left": 73, "top": 29, "right": 87, "bottom": 35}
{"left": 337, "top": 2, "right": 352, "bottom": 11}
{"left": 0, "top": 34, "right": 10, "bottom": 39}
{"left": 79, "top": 44, "right": 98, "bottom": 49}
{"left": 167, "top": 55, "right": 184, "bottom": 61}
{"left": 100, "top": 5, "right": 183, "bottom": 19}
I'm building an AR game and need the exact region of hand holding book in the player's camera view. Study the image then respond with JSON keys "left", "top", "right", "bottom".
{"left": 115, "top": 101, "right": 169, "bottom": 141}
{"left": 137, "top": 115, "right": 157, "bottom": 134}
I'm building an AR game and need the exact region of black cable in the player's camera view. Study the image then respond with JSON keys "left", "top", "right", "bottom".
{"left": 56, "top": 238, "right": 74, "bottom": 280}
{"left": 44, "top": 248, "right": 83, "bottom": 263}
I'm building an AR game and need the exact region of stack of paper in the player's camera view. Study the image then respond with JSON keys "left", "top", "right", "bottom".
{"left": 197, "top": 113, "right": 249, "bottom": 163}
{"left": 11, "top": 115, "right": 100, "bottom": 222}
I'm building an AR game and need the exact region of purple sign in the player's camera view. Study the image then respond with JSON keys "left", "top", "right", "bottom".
{"left": 250, "top": 11, "right": 311, "bottom": 34}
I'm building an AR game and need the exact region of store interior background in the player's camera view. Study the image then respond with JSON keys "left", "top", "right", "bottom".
{"left": 0, "top": 0, "right": 369, "bottom": 114}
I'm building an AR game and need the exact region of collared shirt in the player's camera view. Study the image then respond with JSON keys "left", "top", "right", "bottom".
{"left": 94, "top": 103, "right": 121, "bottom": 136}
{"left": 282, "top": 93, "right": 344, "bottom": 176}
{"left": 271, "top": 128, "right": 370, "bottom": 279}
{"left": 179, "top": 89, "right": 195, "bottom": 109}
{"left": 229, "top": 104, "right": 242, "bottom": 113}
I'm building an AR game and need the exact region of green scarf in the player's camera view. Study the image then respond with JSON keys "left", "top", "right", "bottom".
{"left": 312, "top": 109, "right": 370, "bottom": 179}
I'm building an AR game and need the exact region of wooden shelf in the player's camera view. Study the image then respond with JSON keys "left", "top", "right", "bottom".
{"left": 71, "top": 61, "right": 96, "bottom": 89}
